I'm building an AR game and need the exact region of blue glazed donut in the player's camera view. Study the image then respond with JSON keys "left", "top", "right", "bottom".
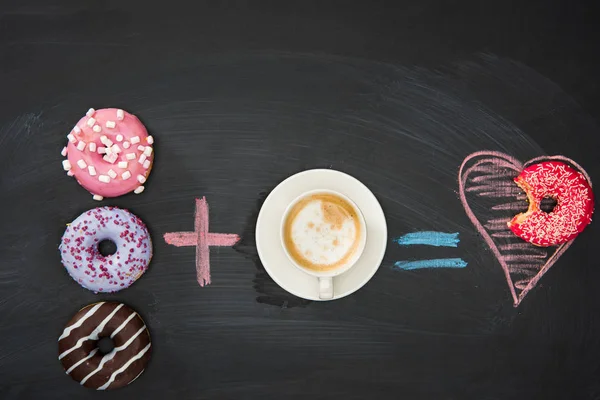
{"left": 59, "top": 207, "right": 152, "bottom": 293}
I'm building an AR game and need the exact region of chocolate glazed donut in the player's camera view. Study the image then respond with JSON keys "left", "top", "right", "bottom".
{"left": 58, "top": 302, "right": 151, "bottom": 390}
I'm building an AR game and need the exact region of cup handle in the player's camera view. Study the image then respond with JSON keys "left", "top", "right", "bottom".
{"left": 318, "top": 277, "right": 333, "bottom": 300}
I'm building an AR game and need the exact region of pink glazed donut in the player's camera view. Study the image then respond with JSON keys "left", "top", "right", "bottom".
{"left": 59, "top": 207, "right": 152, "bottom": 293}
{"left": 61, "top": 108, "right": 154, "bottom": 200}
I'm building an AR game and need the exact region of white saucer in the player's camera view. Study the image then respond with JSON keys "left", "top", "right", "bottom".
{"left": 256, "top": 169, "right": 387, "bottom": 301}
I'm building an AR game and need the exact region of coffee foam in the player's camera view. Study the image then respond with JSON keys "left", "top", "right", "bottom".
{"left": 283, "top": 193, "right": 362, "bottom": 272}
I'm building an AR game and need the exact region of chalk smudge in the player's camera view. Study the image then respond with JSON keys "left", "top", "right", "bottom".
{"left": 394, "top": 231, "right": 460, "bottom": 247}
{"left": 458, "top": 151, "right": 591, "bottom": 306}
{"left": 164, "top": 197, "right": 240, "bottom": 287}
{"left": 393, "top": 258, "right": 468, "bottom": 270}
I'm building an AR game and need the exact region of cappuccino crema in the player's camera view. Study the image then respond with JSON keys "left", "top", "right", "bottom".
{"left": 282, "top": 192, "right": 363, "bottom": 272}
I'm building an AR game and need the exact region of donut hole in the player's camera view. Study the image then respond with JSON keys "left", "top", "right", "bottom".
{"left": 97, "top": 336, "right": 115, "bottom": 354}
{"left": 540, "top": 196, "right": 558, "bottom": 213}
{"left": 98, "top": 239, "right": 117, "bottom": 257}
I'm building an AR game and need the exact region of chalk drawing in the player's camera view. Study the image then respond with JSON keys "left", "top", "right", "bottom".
{"left": 394, "top": 231, "right": 460, "bottom": 247}
{"left": 164, "top": 197, "right": 240, "bottom": 287}
{"left": 458, "top": 151, "right": 591, "bottom": 307}
{"left": 392, "top": 232, "right": 467, "bottom": 270}
{"left": 393, "top": 258, "right": 468, "bottom": 270}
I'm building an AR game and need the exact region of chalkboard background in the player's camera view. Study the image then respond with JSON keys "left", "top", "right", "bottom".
{"left": 1, "top": 1, "right": 600, "bottom": 399}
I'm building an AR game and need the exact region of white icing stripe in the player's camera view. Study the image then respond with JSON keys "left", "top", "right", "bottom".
{"left": 129, "top": 369, "right": 145, "bottom": 384}
{"left": 110, "top": 312, "right": 137, "bottom": 339}
{"left": 97, "top": 343, "right": 151, "bottom": 390}
{"left": 59, "top": 302, "right": 105, "bottom": 341}
{"left": 59, "top": 304, "right": 125, "bottom": 360}
{"left": 66, "top": 348, "right": 98, "bottom": 374}
{"left": 80, "top": 325, "right": 147, "bottom": 386}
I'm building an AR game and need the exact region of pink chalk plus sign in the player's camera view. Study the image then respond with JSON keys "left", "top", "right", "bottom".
{"left": 163, "top": 197, "right": 240, "bottom": 286}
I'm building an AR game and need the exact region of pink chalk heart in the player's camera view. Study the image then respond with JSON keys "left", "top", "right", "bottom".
{"left": 458, "top": 151, "right": 592, "bottom": 307}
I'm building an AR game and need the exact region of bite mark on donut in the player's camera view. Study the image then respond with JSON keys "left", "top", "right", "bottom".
{"left": 510, "top": 177, "right": 536, "bottom": 225}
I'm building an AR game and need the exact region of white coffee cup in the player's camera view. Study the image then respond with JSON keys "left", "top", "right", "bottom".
{"left": 280, "top": 189, "right": 367, "bottom": 299}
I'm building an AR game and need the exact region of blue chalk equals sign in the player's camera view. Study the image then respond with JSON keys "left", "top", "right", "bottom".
{"left": 392, "top": 231, "right": 467, "bottom": 270}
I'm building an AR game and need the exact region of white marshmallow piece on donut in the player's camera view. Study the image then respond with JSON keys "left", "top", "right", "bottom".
{"left": 134, "top": 186, "right": 145, "bottom": 194}
{"left": 62, "top": 160, "right": 72, "bottom": 171}
{"left": 138, "top": 154, "right": 147, "bottom": 164}
{"left": 77, "top": 141, "right": 86, "bottom": 151}
{"left": 86, "top": 108, "right": 95, "bottom": 117}
{"left": 100, "top": 135, "right": 113, "bottom": 147}
{"left": 86, "top": 117, "right": 96, "bottom": 127}
{"left": 146, "top": 136, "right": 154, "bottom": 144}
{"left": 89, "top": 142, "right": 97, "bottom": 152}
{"left": 77, "top": 159, "right": 87, "bottom": 169}
{"left": 122, "top": 171, "right": 131, "bottom": 180}
{"left": 98, "top": 175, "right": 110, "bottom": 183}
{"left": 137, "top": 175, "right": 146, "bottom": 184}
{"left": 126, "top": 153, "right": 136, "bottom": 160}
{"left": 92, "top": 194, "right": 104, "bottom": 201}
{"left": 88, "top": 165, "right": 97, "bottom": 176}
{"left": 67, "top": 134, "right": 76, "bottom": 143}
{"left": 107, "top": 169, "right": 117, "bottom": 179}
{"left": 143, "top": 147, "right": 153, "bottom": 156}
{"left": 118, "top": 161, "right": 128, "bottom": 169}
{"left": 98, "top": 147, "right": 107, "bottom": 154}
{"left": 116, "top": 134, "right": 123, "bottom": 142}
{"left": 117, "top": 109, "right": 124, "bottom": 120}
{"left": 61, "top": 147, "right": 68, "bottom": 157}
{"left": 130, "top": 136, "right": 140, "bottom": 144}
{"left": 143, "top": 160, "right": 151, "bottom": 169}
{"left": 123, "top": 141, "right": 131, "bottom": 149}
{"left": 111, "top": 144, "right": 121, "bottom": 154}
{"left": 103, "top": 153, "right": 118, "bottom": 164}
{"left": 73, "top": 125, "right": 81, "bottom": 134}
{"left": 93, "top": 125, "right": 102, "bottom": 133}
{"left": 106, "top": 121, "right": 116, "bottom": 129}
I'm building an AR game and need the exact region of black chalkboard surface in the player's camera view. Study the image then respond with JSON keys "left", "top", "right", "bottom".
{"left": 2, "top": 1, "right": 600, "bottom": 399}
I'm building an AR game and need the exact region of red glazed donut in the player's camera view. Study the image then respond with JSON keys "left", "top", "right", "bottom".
{"left": 508, "top": 161, "right": 594, "bottom": 246}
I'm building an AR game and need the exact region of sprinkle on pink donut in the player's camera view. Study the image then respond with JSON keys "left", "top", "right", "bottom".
{"left": 508, "top": 161, "right": 594, "bottom": 246}
{"left": 61, "top": 108, "right": 155, "bottom": 199}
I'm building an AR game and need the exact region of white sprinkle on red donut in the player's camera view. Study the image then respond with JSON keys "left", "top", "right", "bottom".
{"left": 59, "top": 207, "right": 152, "bottom": 293}
{"left": 61, "top": 108, "right": 154, "bottom": 200}
{"left": 508, "top": 161, "right": 594, "bottom": 246}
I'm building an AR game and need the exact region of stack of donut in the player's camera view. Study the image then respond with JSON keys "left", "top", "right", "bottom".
{"left": 58, "top": 108, "right": 155, "bottom": 390}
